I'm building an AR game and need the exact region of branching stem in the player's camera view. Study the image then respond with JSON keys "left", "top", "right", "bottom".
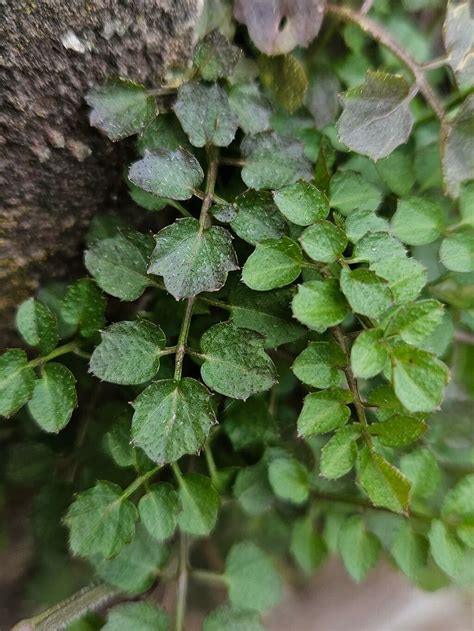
{"left": 28, "top": 341, "right": 78, "bottom": 368}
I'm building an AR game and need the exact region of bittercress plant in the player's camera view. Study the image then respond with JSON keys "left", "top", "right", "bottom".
{"left": 3, "top": 1, "right": 474, "bottom": 629}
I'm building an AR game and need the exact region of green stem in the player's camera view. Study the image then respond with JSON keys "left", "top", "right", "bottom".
{"left": 191, "top": 568, "right": 227, "bottom": 586}
{"left": 11, "top": 583, "right": 120, "bottom": 631}
{"left": 175, "top": 533, "right": 189, "bottom": 631}
{"left": 120, "top": 465, "right": 161, "bottom": 501}
{"left": 198, "top": 295, "right": 232, "bottom": 311}
{"left": 174, "top": 298, "right": 196, "bottom": 381}
{"left": 204, "top": 443, "right": 219, "bottom": 486}
{"left": 169, "top": 200, "right": 193, "bottom": 218}
{"left": 159, "top": 345, "right": 178, "bottom": 357}
{"left": 28, "top": 341, "right": 79, "bottom": 368}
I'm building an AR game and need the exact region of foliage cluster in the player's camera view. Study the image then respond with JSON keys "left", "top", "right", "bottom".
{"left": 2, "top": 0, "right": 473, "bottom": 629}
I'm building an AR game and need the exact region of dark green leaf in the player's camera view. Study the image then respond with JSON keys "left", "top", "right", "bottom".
{"left": 228, "top": 82, "right": 272, "bottom": 134}
{"left": 297, "top": 388, "right": 352, "bottom": 437}
{"left": 132, "top": 378, "right": 216, "bottom": 465}
{"left": 357, "top": 446, "right": 411, "bottom": 513}
{"left": 273, "top": 181, "right": 329, "bottom": 226}
{"left": 137, "top": 114, "right": 191, "bottom": 154}
{"left": 259, "top": 54, "right": 308, "bottom": 113}
{"left": 329, "top": 170, "right": 382, "bottom": 215}
{"left": 292, "top": 279, "right": 349, "bottom": 332}
{"left": 86, "top": 78, "right": 157, "bottom": 141}
{"left": 138, "top": 483, "right": 180, "bottom": 542}
{"left": 290, "top": 518, "right": 327, "bottom": 574}
{"left": 292, "top": 340, "right": 346, "bottom": 389}
{"left": 224, "top": 398, "right": 279, "bottom": 450}
{"left": 200, "top": 322, "right": 276, "bottom": 400}
{"left": 268, "top": 457, "right": 310, "bottom": 504}
{"left": 230, "top": 190, "right": 287, "bottom": 245}
{"left": 85, "top": 230, "right": 155, "bottom": 301}
{"left": 61, "top": 279, "right": 106, "bottom": 338}
{"left": 16, "top": 298, "right": 58, "bottom": 354}
{"left": 444, "top": 1, "right": 474, "bottom": 89}
{"left": 28, "top": 363, "right": 77, "bottom": 433}
{"left": 148, "top": 218, "right": 238, "bottom": 300}
{"left": 300, "top": 221, "right": 347, "bottom": 264}
{"left": 369, "top": 415, "right": 427, "bottom": 447}
{"left": 0, "top": 350, "right": 35, "bottom": 418}
{"left": 375, "top": 146, "right": 415, "bottom": 196}
{"left": 320, "top": 425, "right": 360, "bottom": 479}
{"left": 203, "top": 606, "right": 264, "bottom": 631}
{"left": 194, "top": 30, "right": 241, "bottom": 80}
{"left": 440, "top": 227, "right": 474, "bottom": 272}
{"left": 351, "top": 329, "right": 388, "bottom": 379}
{"left": 177, "top": 473, "right": 219, "bottom": 536}
{"left": 103, "top": 602, "right": 169, "bottom": 631}
{"left": 242, "top": 237, "right": 302, "bottom": 291}
{"left": 442, "top": 95, "right": 474, "bottom": 197}
{"left": 233, "top": 461, "right": 273, "bottom": 515}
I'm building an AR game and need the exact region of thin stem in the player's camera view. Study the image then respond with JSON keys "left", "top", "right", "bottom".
{"left": 175, "top": 533, "right": 189, "bottom": 631}
{"left": 28, "top": 341, "right": 78, "bottom": 368}
{"left": 169, "top": 200, "right": 193, "bottom": 218}
{"left": 360, "top": 0, "right": 374, "bottom": 14}
{"left": 11, "top": 583, "right": 120, "bottom": 631}
{"left": 159, "top": 345, "right": 178, "bottom": 357}
{"left": 422, "top": 56, "right": 449, "bottom": 71}
{"left": 174, "top": 298, "right": 196, "bottom": 381}
{"left": 191, "top": 568, "right": 227, "bottom": 585}
{"left": 326, "top": 3, "right": 446, "bottom": 122}
{"left": 219, "top": 156, "right": 246, "bottom": 167}
{"left": 198, "top": 295, "right": 233, "bottom": 311}
{"left": 120, "top": 465, "right": 161, "bottom": 501}
{"left": 204, "top": 443, "right": 218, "bottom": 486}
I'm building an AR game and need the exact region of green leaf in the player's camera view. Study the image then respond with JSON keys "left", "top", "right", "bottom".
{"left": 200, "top": 322, "right": 276, "bottom": 399}
{"left": 375, "top": 146, "right": 415, "bottom": 197}
{"left": 428, "top": 520, "right": 465, "bottom": 578}
{"left": 290, "top": 518, "right": 327, "bottom": 574}
{"left": 442, "top": 475, "right": 474, "bottom": 538}
{"left": 138, "top": 483, "right": 180, "bottom": 542}
{"left": 61, "top": 279, "right": 106, "bottom": 338}
{"left": 370, "top": 257, "right": 427, "bottom": 304}
{"left": 203, "top": 606, "right": 264, "bottom": 631}
{"left": 229, "top": 285, "right": 305, "bottom": 348}
{"left": 194, "top": 30, "right": 241, "bottom": 80}
{"left": 16, "top": 298, "right": 58, "bottom": 355}
{"left": 320, "top": 425, "right": 361, "bottom": 479}
{"left": 173, "top": 81, "right": 238, "bottom": 147}
{"left": 440, "top": 227, "right": 474, "bottom": 272}
{"left": 391, "top": 523, "right": 428, "bottom": 580}
{"left": 340, "top": 268, "right": 392, "bottom": 320}
{"left": 357, "top": 446, "right": 411, "bottom": 513}
{"left": 228, "top": 82, "right": 272, "bottom": 135}
{"left": 90, "top": 320, "right": 165, "bottom": 385}
{"left": 103, "top": 602, "right": 169, "bottom": 631}
{"left": 353, "top": 232, "right": 406, "bottom": 264}
{"left": 104, "top": 407, "right": 136, "bottom": 468}
{"left": 65, "top": 481, "right": 137, "bottom": 559}
{"left": 329, "top": 170, "right": 382, "bottom": 216}
{"left": 351, "top": 329, "right": 388, "bottom": 379}
{"left": 460, "top": 181, "right": 474, "bottom": 226}
{"left": 233, "top": 461, "right": 273, "bottom": 515}
{"left": 338, "top": 515, "right": 381, "bottom": 582}
{"left": 400, "top": 448, "right": 441, "bottom": 500}
{"left": 300, "top": 221, "right": 347, "bottom": 264}
{"left": 28, "top": 363, "right": 77, "bottom": 433}
{"left": 306, "top": 67, "right": 341, "bottom": 129}
{"left": 224, "top": 398, "right": 279, "bottom": 450}
{"left": 259, "top": 54, "right": 308, "bottom": 113}
{"left": 369, "top": 415, "right": 427, "bottom": 447}
{"left": 444, "top": 0, "right": 474, "bottom": 89}
{"left": 384, "top": 300, "right": 445, "bottom": 346}
{"left": 292, "top": 279, "right": 348, "bottom": 332}
{"left": 345, "top": 209, "right": 389, "bottom": 243}
{"left": 391, "top": 197, "right": 445, "bottom": 245}
{"left": 273, "top": 181, "right": 329, "bottom": 226}
{"left": 297, "top": 388, "right": 352, "bottom": 438}
{"left": 86, "top": 78, "right": 157, "bottom": 141}
{"left": 268, "top": 457, "right": 310, "bottom": 504}
{"left": 226, "top": 541, "right": 282, "bottom": 614}
{"left": 93, "top": 527, "right": 168, "bottom": 594}
{"left": 177, "top": 473, "right": 219, "bottom": 536}
{"left": 147, "top": 218, "right": 238, "bottom": 300}
{"left": 85, "top": 230, "right": 155, "bottom": 301}
{"left": 390, "top": 342, "right": 449, "bottom": 412}
{"left": 128, "top": 181, "right": 168, "bottom": 212}
{"left": 242, "top": 237, "right": 302, "bottom": 291}
{"left": 241, "top": 132, "right": 312, "bottom": 190}
{"left": 137, "top": 114, "right": 191, "bottom": 154}
{"left": 132, "top": 378, "right": 216, "bottom": 465}
{"left": 442, "top": 95, "right": 474, "bottom": 197}
{"left": 230, "top": 190, "right": 287, "bottom": 245}
{"left": 292, "top": 340, "right": 346, "bottom": 389}
{"left": 128, "top": 148, "right": 204, "bottom": 200}
{"left": 337, "top": 71, "right": 415, "bottom": 160}
{"left": 0, "top": 350, "right": 35, "bottom": 418}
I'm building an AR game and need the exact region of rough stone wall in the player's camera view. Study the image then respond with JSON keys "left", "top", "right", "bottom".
{"left": 0, "top": 0, "right": 202, "bottom": 344}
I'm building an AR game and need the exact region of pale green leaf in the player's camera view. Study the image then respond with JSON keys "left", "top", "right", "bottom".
{"left": 351, "top": 329, "right": 388, "bottom": 379}
{"left": 290, "top": 518, "right": 327, "bottom": 574}
{"left": 391, "top": 342, "right": 449, "bottom": 412}
{"left": 320, "top": 425, "right": 361, "bottom": 479}
{"left": 340, "top": 268, "right": 392, "bottom": 320}
{"left": 137, "top": 114, "right": 190, "bottom": 155}
{"left": 233, "top": 461, "right": 273, "bottom": 515}
{"left": 329, "top": 170, "right": 382, "bottom": 216}
{"left": 16, "top": 298, "right": 58, "bottom": 355}
{"left": 375, "top": 146, "right": 415, "bottom": 196}
{"left": 400, "top": 448, "right": 441, "bottom": 500}
{"left": 440, "top": 227, "right": 474, "bottom": 272}
{"left": 370, "top": 257, "right": 427, "bottom": 304}
{"left": 61, "top": 279, "right": 106, "bottom": 338}
{"left": 297, "top": 388, "right": 352, "bottom": 438}
{"left": 357, "top": 446, "right": 411, "bottom": 513}
{"left": 428, "top": 520, "right": 465, "bottom": 578}
{"left": 128, "top": 148, "right": 204, "bottom": 200}
{"left": 203, "top": 606, "right": 265, "bottom": 631}
{"left": 0, "top": 350, "right": 35, "bottom": 418}
{"left": 345, "top": 209, "right": 389, "bottom": 243}
{"left": 391, "top": 523, "right": 428, "bottom": 580}
{"left": 385, "top": 300, "right": 445, "bottom": 346}
{"left": 28, "top": 363, "right": 77, "bottom": 433}
{"left": 353, "top": 232, "right": 406, "bottom": 264}
{"left": 226, "top": 541, "right": 282, "bottom": 613}
{"left": 242, "top": 237, "right": 302, "bottom": 291}
{"left": 90, "top": 320, "right": 165, "bottom": 385}
{"left": 65, "top": 481, "right": 137, "bottom": 559}
{"left": 177, "top": 473, "right": 219, "bottom": 536}
{"left": 103, "top": 602, "right": 169, "bottom": 631}
{"left": 442, "top": 475, "right": 474, "bottom": 529}
{"left": 148, "top": 218, "right": 238, "bottom": 300}
{"left": 292, "top": 279, "right": 348, "bottom": 332}
{"left": 173, "top": 81, "right": 238, "bottom": 147}
{"left": 338, "top": 515, "right": 381, "bottom": 582}
{"left": 132, "top": 378, "right": 216, "bottom": 465}
{"left": 460, "top": 182, "right": 474, "bottom": 225}
{"left": 200, "top": 322, "right": 276, "bottom": 400}
{"left": 86, "top": 78, "right": 157, "bottom": 141}
{"left": 194, "top": 30, "right": 241, "bottom": 80}
{"left": 273, "top": 181, "right": 329, "bottom": 226}
{"left": 228, "top": 82, "right": 272, "bottom": 134}
{"left": 268, "top": 457, "right": 310, "bottom": 504}
{"left": 230, "top": 190, "right": 287, "bottom": 245}
{"left": 369, "top": 415, "right": 427, "bottom": 447}
{"left": 292, "top": 340, "right": 346, "bottom": 389}
{"left": 391, "top": 197, "right": 445, "bottom": 245}
{"left": 300, "top": 221, "right": 347, "bottom": 263}
{"left": 138, "top": 483, "right": 180, "bottom": 542}
{"left": 85, "top": 229, "right": 155, "bottom": 301}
